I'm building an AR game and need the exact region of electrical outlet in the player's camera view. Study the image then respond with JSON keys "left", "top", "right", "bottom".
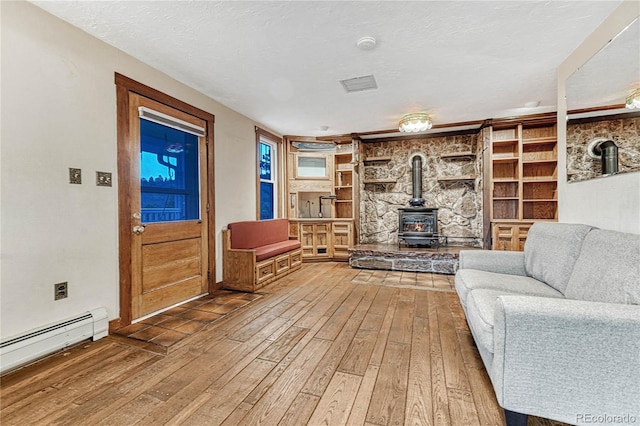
{"left": 54, "top": 282, "right": 68, "bottom": 300}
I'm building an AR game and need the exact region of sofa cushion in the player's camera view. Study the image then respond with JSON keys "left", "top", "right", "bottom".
{"left": 564, "top": 229, "right": 640, "bottom": 304}
{"left": 524, "top": 222, "right": 593, "bottom": 294}
{"left": 229, "top": 219, "right": 290, "bottom": 249}
{"left": 254, "top": 240, "right": 301, "bottom": 262}
{"left": 455, "top": 269, "right": 563, "bottom": 310}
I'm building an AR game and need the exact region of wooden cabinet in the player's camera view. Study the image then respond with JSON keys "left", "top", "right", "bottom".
{"left": 290, "top": 220, "right": 354, "bottom": 261}
{"left": 332, "top": 221, "right": 352, "bottom": 260}
{"left": 300, "top": 222, "right": 330, "bottom": 258}
{"left": 488, "top": 122, "right": 557, "bottom": 250}
{"left": 492, "top": 223, "right": 531, "bottom": 251}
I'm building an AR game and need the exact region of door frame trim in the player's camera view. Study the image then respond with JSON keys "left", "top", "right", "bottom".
{"left": 114, "top": 73, "right": 216, "bottom": 329}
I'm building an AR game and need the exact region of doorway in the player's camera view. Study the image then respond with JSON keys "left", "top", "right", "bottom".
{"left": 115, "top": 74, "right": 215, "bottom": 327}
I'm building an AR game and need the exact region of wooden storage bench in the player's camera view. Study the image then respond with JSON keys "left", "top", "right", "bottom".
{"left": 222, "top": 219, "right": 302, "bottom": 292}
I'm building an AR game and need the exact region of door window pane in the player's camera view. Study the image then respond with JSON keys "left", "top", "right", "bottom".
{"left": 140, "top": 119, "right": 200, "bottom": 223}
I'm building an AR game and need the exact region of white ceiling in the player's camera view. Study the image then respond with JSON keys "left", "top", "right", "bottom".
{"left": 32, "top": 1, "right": 624, "bottom": 137}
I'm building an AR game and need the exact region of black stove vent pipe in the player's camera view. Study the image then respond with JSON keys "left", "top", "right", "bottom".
{"left": 596, "top": 140, "right": 619, "bottom": 176}
{"left": 409, "top": 155, "right": 426, "bottom": 207}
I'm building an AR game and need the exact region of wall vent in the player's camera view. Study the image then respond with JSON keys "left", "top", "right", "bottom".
{"left": 340, "top": 75, "right": 377, "bottom": 93}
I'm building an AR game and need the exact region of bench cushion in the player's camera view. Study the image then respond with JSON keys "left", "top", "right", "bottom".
{"left": 229, "top": 219, "right": 290, "bottom": 249}
{"left": 255, "top": 240, "right": 301, "bottom": 262}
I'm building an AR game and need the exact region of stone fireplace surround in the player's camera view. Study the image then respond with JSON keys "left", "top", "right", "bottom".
{"left": 359, "top": 133, "right": 484, "bottom": 247}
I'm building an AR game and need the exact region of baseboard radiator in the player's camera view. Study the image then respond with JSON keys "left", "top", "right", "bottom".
{"left": 0, "top": 307, "right": 108, "bottom": 374}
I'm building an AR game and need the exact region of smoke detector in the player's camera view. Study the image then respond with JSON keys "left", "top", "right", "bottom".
{"left": 356, "top": 36, "right": 377, "bottom": 51}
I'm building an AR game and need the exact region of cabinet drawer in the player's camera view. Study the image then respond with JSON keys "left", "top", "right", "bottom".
{"left": 275, "top": 254, "right": 290, "bottom": 275}
{"left": 255, "top": 259, "right": 275, "bottom": 284}
{"left": 290, "top": 249, "right": 302, "bottom": 268}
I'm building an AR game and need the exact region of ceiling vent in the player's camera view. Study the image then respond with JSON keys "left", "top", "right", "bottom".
{"left": 340, "top": 75, "right": 377, "bottom": 93}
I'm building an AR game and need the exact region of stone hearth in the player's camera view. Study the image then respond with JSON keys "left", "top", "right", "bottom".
{"left": 349, "top": 244, "right": 479, "bottom": 275}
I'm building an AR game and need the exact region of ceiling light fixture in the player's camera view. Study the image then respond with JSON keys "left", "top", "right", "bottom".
{"left": 398, "top": 113, "right": 432, "bottom": 133}
{"left": 625, "top": 88, "right": 640, "bottom": 109}
{"left": 356, "top": 36, "right": 377, "bottom": 51}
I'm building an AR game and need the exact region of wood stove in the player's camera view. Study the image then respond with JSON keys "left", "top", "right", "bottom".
{"left": 397, "top": 154, "right": 441, "bottom": 247}
{"left": 398, "top": 207, "right": 439, "bottom": 247}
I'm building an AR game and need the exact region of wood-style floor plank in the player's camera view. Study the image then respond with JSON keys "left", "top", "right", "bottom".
{"left": 405, "top": 316, "right": 433, "bottom": 426}
{"left": 307, "top": 371, "right": 362, "bottom": 426}
{"left": 366, "top": 341, "right": 411, "bottom": 426}
{"left": 0, "top": 262, "right": 569, "bottom": 426}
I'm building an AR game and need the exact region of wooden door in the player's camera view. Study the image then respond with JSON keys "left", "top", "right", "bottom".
{"left": 128, "top": 93, "right": 209, "bottom": 319}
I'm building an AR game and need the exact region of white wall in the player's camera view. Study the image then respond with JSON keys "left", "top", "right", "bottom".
{"left": 0, "top": 1, "right": 268, "bottom": 338}
{"left": 557, "top": 0, "right": 640, "bottom": 234}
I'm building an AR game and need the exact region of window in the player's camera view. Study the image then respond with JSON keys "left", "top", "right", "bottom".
{"left": 256, "top": 128, "right": 282, "bottom": 220}
{"left": 140, "top": 119, "right": 200, "bottom": 223}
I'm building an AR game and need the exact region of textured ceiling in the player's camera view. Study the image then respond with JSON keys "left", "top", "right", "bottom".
{"left": 32, "top": 1, "right": 624, "bottom": 137}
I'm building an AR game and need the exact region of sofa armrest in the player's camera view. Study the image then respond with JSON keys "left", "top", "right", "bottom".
{"left": 492, "top": 295, "right": 640, "bottom": 424}
{"left": 459, "top": 250, "right": 526, "bottom": 276}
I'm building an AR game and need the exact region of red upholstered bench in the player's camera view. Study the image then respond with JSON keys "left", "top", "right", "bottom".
{"left": 222, "top": 219, "right": 302, "bottom": 292}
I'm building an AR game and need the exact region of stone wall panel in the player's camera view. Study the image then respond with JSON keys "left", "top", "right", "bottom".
{"left": 360, "top": 134, "right": 483, "bottom": 247}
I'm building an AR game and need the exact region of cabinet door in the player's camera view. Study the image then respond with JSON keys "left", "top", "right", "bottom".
{"left": 492, "top": 223, "right": 531, "bottom": 251}
{"left": 300, "top": 224, "right": 315, "bottom": 257}
{"left": 315, "top": 223, "right": 330, "bottom": 257}
{"left": 300, "top": 223, "right": 330, "bottom": 258}
{"left": 332, "top": 222, "right": 352, "bottom": 260}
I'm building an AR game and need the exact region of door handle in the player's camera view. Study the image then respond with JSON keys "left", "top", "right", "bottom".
{"left": 133, "top": 225, "right": 146, "bottom": 235}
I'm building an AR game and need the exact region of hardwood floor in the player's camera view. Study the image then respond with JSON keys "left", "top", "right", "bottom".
{"left": 0, "top": 263, "right": 567, "bottom": 426}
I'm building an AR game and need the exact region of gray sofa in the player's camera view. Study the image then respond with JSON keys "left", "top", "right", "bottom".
{"left": 455, "top": 222, "right": 640, "bottom": 426}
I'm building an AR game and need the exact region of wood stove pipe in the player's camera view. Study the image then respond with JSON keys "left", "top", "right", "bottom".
{"left": 409, "top": 155, "right": 426, "bottom": 207}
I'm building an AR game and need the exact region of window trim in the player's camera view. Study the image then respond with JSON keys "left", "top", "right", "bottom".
{"left": 255, "top": 127, "right": 283, "bottom": 220}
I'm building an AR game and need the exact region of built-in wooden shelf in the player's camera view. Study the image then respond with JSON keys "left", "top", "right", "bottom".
{"left": 440, "top": 151, "right": 475, "bottom": 160}
{"left": 522, "top": 159, "right": 557, "bottom": 164}
{"left": 493, "top": 157, "right": 519, "bottom": 163}
{"left": 522, "top": 178, "right": 557, "bottom": 183}
{"left": 363, "top": 178, "right": 396, "bottom": 184}
{"left": 522, "top": 137, "right": 557, "bottom": 145}
{"left": 489, "top": 122, "right": 558, "bottom": 250}
{"left": 363, "top": 156, "right": 392, "bottom": 162}
{"left": 492, "top": 138, "right": 519, "bottom": 145}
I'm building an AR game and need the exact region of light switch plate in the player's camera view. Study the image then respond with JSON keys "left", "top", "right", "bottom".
{"left": 69, "top": 168, "right": 82, "bottom": 184}
{"left": 96, "top": 171, "right": 112, "bottom": 187}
